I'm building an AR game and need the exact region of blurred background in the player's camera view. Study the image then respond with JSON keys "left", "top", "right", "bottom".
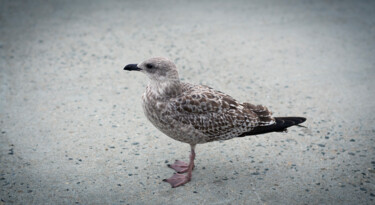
{"left": 1, "top": 0, "right": 374, "bottom": 204}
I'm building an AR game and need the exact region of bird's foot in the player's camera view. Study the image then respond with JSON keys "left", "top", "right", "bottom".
{"left": 163, "top": 173, "right": 191, "bottom": 188}
{"left": 167, "top": 160, "right": 190, "bottom": 173}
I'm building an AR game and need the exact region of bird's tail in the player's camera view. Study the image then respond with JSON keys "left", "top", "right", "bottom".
{"left": 238, "top": 117, "right": 306, "bottom": 137}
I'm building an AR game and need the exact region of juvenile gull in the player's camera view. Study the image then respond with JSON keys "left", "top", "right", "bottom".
{"left": 123, "top": 57, "right": 306, "bottom": 188}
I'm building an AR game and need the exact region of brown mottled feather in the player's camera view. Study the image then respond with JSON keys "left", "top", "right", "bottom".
{"left": 167, "top": 83, "right": 275, "bottom": 142}
{"left": 136, "top": 57, "right": 304, "bottom": 145}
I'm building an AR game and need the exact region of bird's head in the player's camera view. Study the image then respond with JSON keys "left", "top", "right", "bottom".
{"left": 124, "top": 57, "right": 179, "bottom": 82}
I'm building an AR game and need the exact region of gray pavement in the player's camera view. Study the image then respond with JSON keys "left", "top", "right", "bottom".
{"left": 1, "top": 0, "right": 375, "bottom": 204}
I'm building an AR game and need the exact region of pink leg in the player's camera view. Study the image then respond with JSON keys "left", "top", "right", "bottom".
{"left": 163, "top": 145, "right": 196, "bottom": 188}
{"left": 168, "top": 160, "right": 189, "bottom": 173}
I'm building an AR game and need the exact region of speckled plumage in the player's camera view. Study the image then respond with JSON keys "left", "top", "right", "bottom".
{"left": 124, "top": 57, "right": 306, "bottom": 188}
{"left": 142, "top": 81, "right": 275, "bottom": 145}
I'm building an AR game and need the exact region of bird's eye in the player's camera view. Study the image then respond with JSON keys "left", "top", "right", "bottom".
{"left": 146, "top": 64, "right": 154, "bottom": 69}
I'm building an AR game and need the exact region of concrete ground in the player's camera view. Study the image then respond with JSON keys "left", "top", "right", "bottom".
{"left": 1, "top": 0, "right": 375, "bottom": 204}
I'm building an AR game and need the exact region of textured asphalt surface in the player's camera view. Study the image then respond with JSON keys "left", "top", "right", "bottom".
{"left": 1, "top": 0, "right": 375, "bottom": 204}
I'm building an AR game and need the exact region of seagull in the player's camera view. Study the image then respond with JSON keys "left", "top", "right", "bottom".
{"left": 123, "top": 57, "right": 306, "bottom": 188}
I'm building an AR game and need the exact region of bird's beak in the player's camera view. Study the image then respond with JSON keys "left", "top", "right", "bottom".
{"left": 124, "top": 64, "right": 142, "bottom": 71}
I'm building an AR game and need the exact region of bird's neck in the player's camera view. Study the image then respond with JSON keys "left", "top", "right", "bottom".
{"left": 148, "top": 79, "right": 182, "bottom": 99}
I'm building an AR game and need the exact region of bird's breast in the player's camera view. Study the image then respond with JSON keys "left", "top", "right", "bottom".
{"left": 142, "top": 91, "right": 170, "bottom": 127}
{"left": 141, "top": 90, "right": 203, "bottom": 144}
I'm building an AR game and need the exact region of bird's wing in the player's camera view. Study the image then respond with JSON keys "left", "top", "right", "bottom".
{"left": 168, "top": 84, "right": 275, "bottom": 139}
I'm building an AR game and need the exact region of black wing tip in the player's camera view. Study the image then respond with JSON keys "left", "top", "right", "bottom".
{"left": 238, "top": 116, "right": 306, "bottom": 137}
{"left": 275, "top": 117, "right": 306, "bottom": 124}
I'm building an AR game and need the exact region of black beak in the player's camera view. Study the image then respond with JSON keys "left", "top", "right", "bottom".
{"left": 124, "top": 64, "right": 141, "bottom": 71}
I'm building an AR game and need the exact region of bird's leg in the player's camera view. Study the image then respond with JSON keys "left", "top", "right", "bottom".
{"left": 167, "top": 155, "right": 195, "bottom": 173}
{"left": 163, "top": 145, "right": 196, "bottom": 188}
{"left": 167, "top": 160, "right": 189, "bottom": 173}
